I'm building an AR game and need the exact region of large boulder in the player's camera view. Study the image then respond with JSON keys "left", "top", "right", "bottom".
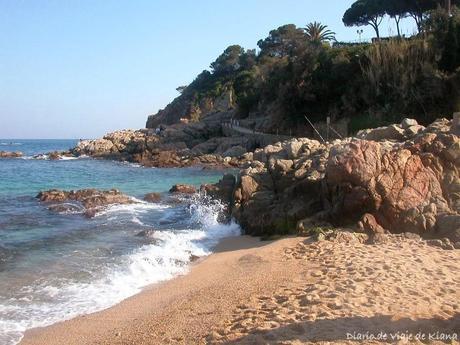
{"left": 326, "top": 131, "right": 457, "bottom": 237}
{"left": 356, "top": 119, "right": 426, "bottom": 142}
{"left": 282, "top": 139, "right": 303, "bottom": 159}
{"left": 357, "top": 124, "right": 406, "bottom": 141}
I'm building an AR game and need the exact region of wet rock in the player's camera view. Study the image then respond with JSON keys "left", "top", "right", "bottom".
{"left": 48, "top": 203, "right": 82, "bottom": 214}
{"left": 201, "top": 174, "right": 236, "bottom": 205}
{"left": 48, "top": 151, "right": 61, "bottom": 160}
{"left": 84, "top": 209, "right": 98, "bottom": 218}
{"left": 144, "top": 192, "right": 162, "bottom": 203}
{"left": 37, "top": 189, "right": 68, "bottom": 202}
{"left": 0, "top": 151, "right": 23, "bottom": 158}
{"left": 169, "top": 184, "right": 196, "bottom": 194}
{"left": 136, "top": 229, "right": 156, "bottom": 238}
{"left": 37, "top": 189, "right": 134, "bottom": 218}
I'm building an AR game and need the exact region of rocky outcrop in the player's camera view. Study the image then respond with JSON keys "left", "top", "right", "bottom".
{"left": 0, "top": 151, "right": 22, "bottom": 158}
{"left": 227, "top": 118, "right": 460, "bottom": 243}
{"left": 37, "top": 189, "right": 134, "bottom": 217}
{"left": 69, "top": 113, "right": 251, "bottom": 169}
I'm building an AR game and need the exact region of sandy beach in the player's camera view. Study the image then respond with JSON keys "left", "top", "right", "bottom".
{"left": 19, "top": 233, "right": 460, "bottom": 345}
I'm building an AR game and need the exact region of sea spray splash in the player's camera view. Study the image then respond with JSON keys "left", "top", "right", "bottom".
{"left": 0, "top": 189, "right": 240, "bottom": 345}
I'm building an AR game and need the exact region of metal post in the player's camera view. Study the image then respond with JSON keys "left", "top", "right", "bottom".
{"left": 326, "top": 116, "right": 330, "bottom": 142}
{"left": 446, "top": 0, "right": 452, "bottom": 16}
{"left": 304, "top": 115, "right": 325, "bottom": 143}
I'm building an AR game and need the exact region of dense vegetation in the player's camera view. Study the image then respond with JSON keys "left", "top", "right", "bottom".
{"left": 173, "top": 0, "right": 460, "bottom": 134}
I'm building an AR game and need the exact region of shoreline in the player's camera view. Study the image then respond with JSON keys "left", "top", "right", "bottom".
{"left": 19, "top": 233, "right": 460, "bottom": 345}
{"left": 19, "top": 235, "right": 289, "bottom": 345}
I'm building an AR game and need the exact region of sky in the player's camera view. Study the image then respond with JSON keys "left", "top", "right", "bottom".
{"left": 0, "top": 0, "right": 417, "bottom": 139}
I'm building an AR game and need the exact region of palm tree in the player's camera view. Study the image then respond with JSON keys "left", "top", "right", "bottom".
{"left": 304, "top": 22, "right": 336, "bottom": 43}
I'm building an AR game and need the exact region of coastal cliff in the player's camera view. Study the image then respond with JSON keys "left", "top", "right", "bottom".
{"left": 146, "top": 88, "right": 235, "bottom": 129}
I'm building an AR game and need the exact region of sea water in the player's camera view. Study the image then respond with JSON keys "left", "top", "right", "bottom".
{"left": 0, "top": 139, "right": 240, "bottom": 345}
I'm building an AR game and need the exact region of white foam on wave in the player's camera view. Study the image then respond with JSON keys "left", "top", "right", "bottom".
{"left": 58, "top": 156, "right": 85, "bottom": 161}
{"left": 95, "top": 199, "right": 171, "bottom": 219}
{"left": 0, "top": 193, "right": 240, "bottom": 345}
{"left": 19, "top": 155, "right": 88, "bottom": 161}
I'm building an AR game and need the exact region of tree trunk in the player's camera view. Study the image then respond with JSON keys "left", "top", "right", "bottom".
{"left": 371, "top": 22, "right": 380, "bottom": 40}
{"left": 411, "top": 13, "right": 423, "bottom": 34}
{"left": 395, "top": 16, "right": 401, "bottom": 38}
{"left": 370, "top": 16, "right": 383, "bottom": 40}
{"left": 446, "top": 0, "right": 451, "bottom": 16}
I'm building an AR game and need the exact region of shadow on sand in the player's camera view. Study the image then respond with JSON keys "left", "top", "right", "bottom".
{"left": 221, "top": 313, "right": 460, "bottom": 344}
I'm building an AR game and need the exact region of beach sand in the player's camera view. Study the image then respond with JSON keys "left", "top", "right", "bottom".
{"left": 20, "top": 234, "right": 460, "bottom": 345}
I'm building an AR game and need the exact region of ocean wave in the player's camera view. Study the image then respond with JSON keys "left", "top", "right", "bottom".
{"left": 0, "top": 194, "right": 239, "bottom": 345}
{"left": 19, "top": 155, "right": 88, "bottom": 161}
{"left": 116, "top": 161, "right": 143, "bottom": 168}
{"left": 59, "top": 156, "right": 85, "bottom": 161}
{"left": 95, "top": 199, "right": 170, "bottom": 219}
{"left": 0, "top": 143, "right": 22, "bottom": 146}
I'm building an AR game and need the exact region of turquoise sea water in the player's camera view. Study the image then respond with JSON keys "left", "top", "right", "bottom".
{"left": 0, "top": 139, "right": 239, "bottom": 345}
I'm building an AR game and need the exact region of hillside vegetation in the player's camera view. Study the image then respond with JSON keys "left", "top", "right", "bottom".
{"left": 147, "top": 1, "right": 460, "bottom": 137}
